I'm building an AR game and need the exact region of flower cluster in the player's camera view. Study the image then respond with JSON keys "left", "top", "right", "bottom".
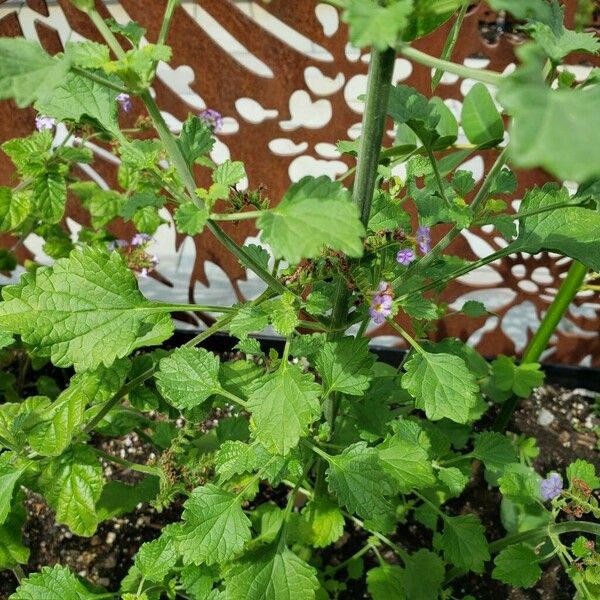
{"left": 395, "top": 225, "right": 430, "bottom": 267}
{"left": 199, "top": 108, "right": 223, "bottom": 133}
{"left": 35, "top": 115, "right": 56, "bottom": 132}
{"left": 369, "top": 282, "right": 394, "bottom": 324}
{"left": 116, "top": 93, "right": 132, "bottom": 113}
{"left": 107, "top": 233, "right": 159, "bottom": 277}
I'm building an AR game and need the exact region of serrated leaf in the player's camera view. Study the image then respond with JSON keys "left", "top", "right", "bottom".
{"left": 498, "top": 463, "right": 542, "bottom": 505}
{"left": 174, "top": 202, "right": 209, "bottom": 236}
{"left": 229, "top": 305, "right": 269, "bottom": 340}
{"left": 489, "top": 168, "right": 517, "bottom": 195}
{"left": 176, "top": 484, "right": 251, "bottom": 565}
{"left": 368, "top": 192, "right": 411, "bottom": 233}
{"left": 326, "top": 442, "right": 395, "bottom": 520}
{"left": 0, "top": 504, "right": 29, "bottom": 569}
{"left": 0, "top": 38, "right": 71, "bottom": 108}
{"left": 492, "top": 543, "right": 541, "bottom": 588}
{"left": 241, "top": 244, "right": 270, "bottom": 271}
{"left": 35, "top": 71, "right": 119, "bottom": 135}
{"left": 403, "top": 549, "right": 445, "bottom": 600}
{"left": 366, "top": 565, "right": 405, "bottom": 600}
{"left": 39, "top": 445, "right": 104, "bottom": 536}
{"left": 377, "top": 424, "right": 435, "bottom": 493}
{"left": 257, "top": 176, "right": 365, "bottom": 264}
{"left": 472, "top": 432, "right": 518, "bottom": 474}
{"left": 28, "top": 360, "right": 130, "bottom": 456}
{"left": 0, "top": 453, "right": 27, "bottom": 525}
{"left": 155, "top": 347, "right": 221, "bottom": 410}
{"left": 438, "top": 466, "right": 469, "bottom": 495}
{"left": 0, "top": 247, "right": 173, "bottom": 371}
{"left": 214, "top": 441, "right": 266, "bottom": 482}
{"left": 0, "top": 187, "right": 31, "bottom": 232}
{"left": 33, "top": 170, "right": 67, "bottom": 224}
{"left": 490, "top": 355, "right": 544, "bottom": 398}
{"left": 299, "top": 497, "right": 345, "bottom": 548}
{"left": 440, "top": 514, "right": 489, "bottom": 573}
{"left": 567, "top": 459, "right": 600, "bottom": 490}
{"left": 120, "top": 191, "right": 165, "bottom": 221}
{"left": 510, "top": 184, "right": 600, "bottom": 271}
{"left": 461, "top": 300, "right": 487, "bottom": 318}
{"left": 135, "top": 533, "right": 178, "bottom": 582}
{"left": 401, "top": 295, "right": 438, "bottom": 320}
{"left": 247, "top": 364, "right": 321, "bottom": 455}
{"left": 65, "top": 41, "right": 110, "bottom": 69}
{"left": 266, "top": 293, "right": 299, "bottom": 336}
{"left": 342, "top": 0, "right": 414, "bottom": 51}
{"left": 225, "top": 544, "right": 319, "bottom": 600}
{"left": 315, "top": 337, "right": 375, "bottom": 396}
{"left": 179, "top": 115, "right": 214, "bottom": 165}
{"left": 402, "top": 350, "right": 479, "bottom": 423}
{"left": 461, "top": 83, "right": 504, "bottom": 147}
{"left": 0, "top": 330, "right": 14, "bottom": 350}
{"left": 213, "top": 160, "right": 246, "bottom": 187}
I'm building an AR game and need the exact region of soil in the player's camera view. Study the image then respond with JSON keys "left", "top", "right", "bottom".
{"left": 0, "top": 383, "right": 598, "bottom": 600}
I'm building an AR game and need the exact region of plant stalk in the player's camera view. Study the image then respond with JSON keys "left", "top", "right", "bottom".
{"left": 493, "top": 260, "right": 588, "bottom": 431}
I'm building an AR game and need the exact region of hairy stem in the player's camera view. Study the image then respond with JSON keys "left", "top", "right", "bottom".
{"left": 493, "top": 260, "right": 588, "bottom": 431}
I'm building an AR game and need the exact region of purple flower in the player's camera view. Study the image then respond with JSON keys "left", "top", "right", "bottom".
{"left": 35, "top": 115, "right": 55, "bottom": 131}
{"left": 131, "top": 233, "right": 152, "bottom": 246}
{"left": 416, "top": 226, "right": 431, "bottom": 254}
{"left": 116, "top": 93, "right": 132, "bottom": 112}
{"left": 540, "top": 472, "right": 563, "bottom": 501}
{"left": 396, "top": 247, "right": 416, "bottom": 266}
{"left": 199, "top": 108, "right": 223, "bottom": 133}
{"left": 369, "top": 282, "right": 393, "bottom": 325}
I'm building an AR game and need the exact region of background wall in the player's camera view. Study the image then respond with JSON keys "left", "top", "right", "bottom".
{"left": 1, "top": 0, "right": 599, "bottom": 365}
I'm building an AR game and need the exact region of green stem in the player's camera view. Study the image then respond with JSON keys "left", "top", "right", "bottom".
{"left": 157, "top": 0, "right": 179, "bottom": 46}
{"left": 426, "top": 146, "right": 451, "bottom": 207}
{"left": 493, "top": 260, "right": 588, "bottom": 431}
{"left": 432, "top": 3, "right": 469, "bottom": 91}
{"left": 72, "top": 66, "right": 129, "bottom": 94}
{"left": 93, "top": 448, "right": 162, "bottom": 477}
{"left": 478, "top": 200, "right": 584, "bottom": 226}
{"left": 399, "top": 45, "right": 502, "bottom": 86}
{"left": 87, "top": 9, "right": 127, "bottom": 59}
{"left": 386, "top": 319, "right": 425, "bottom": 355}
{"left": 216, "top": 388, "right": 247, "bottom": 408}
{"left": 209, "top": 210, "right": 263, "bottom": 222}
{"left": 151, "top": 303, "right": 233, "bottom": 313}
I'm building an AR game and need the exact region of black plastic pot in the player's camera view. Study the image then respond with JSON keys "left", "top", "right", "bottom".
{"left": 170, "top": 330, "right": 600, "bottom": 392}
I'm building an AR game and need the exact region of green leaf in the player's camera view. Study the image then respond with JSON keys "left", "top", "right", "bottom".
{"left": 0, "top": 504, "right": 29, "bottom": 569}
{"left": 499, "top": 463, "right": 542, "bottom": 505}
{"left": 430, "top": 96, "right": 458, "bottom": 149}
{"left": 120, "top": 191, "right": 165, "bottom": 221}
{"left": 8, "top": 564, "right": 103, "bottom": 600}
{"left": 492, "top": 543, "right": 542, "bottom": 588}
{"left": 461, "top": 300, "right": 488, "bottom": 318}
{"left": 65, "top": 41, "right": 110, "bottom": 69}
{"left": 0, "top": 247, "right": 173, "bottom": 371}
{"left": 214, "top": 441, "right": 266, "bottom": 481}
{"left": 572, "top": 536, "right": 593, "bottom": 559}
{"left": 377, "top": 422, "right": 436, "bottom": 492}
{"left": 499, "top": 47, "right": 600, "bottom": 182}
{"left": 135, "top": 533, "right": 178, "bottom": 582}
{"left": 0, "top": 330, "right": 14, "bottom": 350}
{"left": 132, "top": 205, "right": 164, "bottom": 235}
{"left": 510, "top": 184, "right": 600, "bottom": 271}
{"left": 155, "top": 347, "right": 221, "bottom": 410}
{"left": 35, "top": 71, "right": 119, "bottom": 135}
{"left": 403, "top": 549, "right": 445, "bottom": 600}
{"left": 176, "top": 484, "right": 251, "bottom": 565}
{"left": 0, "top": 39, "right": 71, "bottom": 108}
{"left": 180, "top": 564, "right": 217, "bottom": 600}
{"left": 174, "top": 202, "right": 209, "bottom": 236}
{"left": 28, "top": 360, "right": 129, "bottom": 456}
{"left": 440, "top": 514, "right": 490, "bottom": 573}
{"left": 265, "top": 293, "right": 299, "bottom": 336}
{"left": 401, "top": 351, "right": 479, "bottom": 423}
{"left": 366, "top": 565, "right": 405, "bottom": 600}
{"left": 33, "top": 170, "right": 67, "bottom": 224}
{"left": 179, "top": 115, "right": 215, "bottom": 164}
{"left": 225, "top": 544, "right": 319, "bottom": 600}
{"left": 388, "top": 85, "right": 440, "bottom": 148}
{"left": 472, "top": 432, "right": 518, "bottom": 474}
{"left": 107, "top": 19, "right": 146, "bottom": 46}
{"left": 488, "top": 0, "right": 553, "bottom": 22}
{"left": 213, "top": 160, "right": 246, "bottom": 187}
{"left": 326, "top": 442, "right": 395, "bottom": 520}
{"left": 489, "top": 168, "right": 517, "bottom": 195}
{"left": 96, "top": 477, "right": 159, "bottom": 521}
{"left": 0, "top": 453, "right": 27, "bottom": 525}
{"left": 438, "top": 466, "right": 469, "bottom": 495}
{"left": 342, "top": 0, "right": 414, "bottom": 51}
{"left": 229, "top": 305, "right": 269, "bottom": 340}
{"left": 400, "top": 295, "right": 439, "bottom": 320}
{"left": 247, "top": 364, "right": 320, "bottom": 455}
{"left": 0, "top": 187, "right": 31, "bottom": 232}
{"left": 39, "top": 445, "right": 104, "bottom": 536}
{"left": 299, "top": 497, "right": 345, "bottom": 548}
{"left": 257, "top": 176, "right": 365, "bottom": 264}
{"left": 461, "top": 83, "right": 504, "bottom": 147}
{"left": 567, "top": 459, "right": 600, "bottom": 490}
{"left": 315, "top": 337, "right": 375, "bottom": 396}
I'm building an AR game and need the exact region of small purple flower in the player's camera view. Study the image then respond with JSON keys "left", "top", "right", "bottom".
{"left": 540, "top": 472, "right": 563, "bottom": 501}
{"left": 131, "top": 233, "right": 152, "bottom": 246}
{"left": 369, "top": 282, "right": 394, "bottom": 325}
{"left": 396, "top": 247, "right": 416, "bottom": 266}
{"left": 416, "top": 226, "right": 431, "bottom": 255}
{"left": 35, "top": 115, "right": 55, "bottom": 131}
{"left": 116, "top": 93, "right": 132, "bottom": 112}
{"left": 199, "top": 108, "right": 223, "bottom": 133}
